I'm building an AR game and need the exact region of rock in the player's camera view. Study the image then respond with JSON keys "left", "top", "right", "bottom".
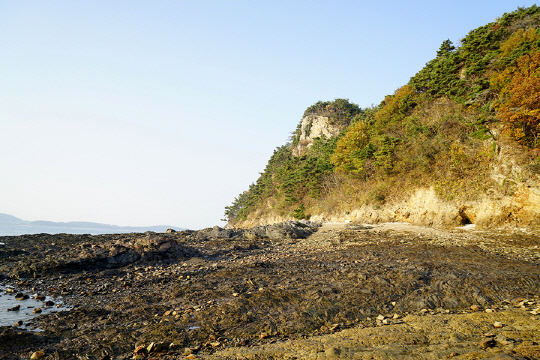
{"left": 44, "top": 300, "right": 55, "bottom": 307}
{"left": 30, "top": 351, "right": 46, "bottom": 360}
{"left": 7, "top": 305, "right": 20, "bottom": 311}
{"left": 186, "top": 355, "right": 197, "bottom": 360}
{"left": 5, "top": 288, "right": 15, "bottom": 294}
{"left": 481, "top": 339, "right": 497, "bottom": 349}
{"left": 259, "top": 332, "right": 269, "bottom": 339}
{"left": 33, "top": 308, "right": 42, "bottom": 314}
{"left": 377, "top": 314, "right": 385, "bottom": 320}
{"left": 14, "top": 293, "right": 29, "bottom": 301}
{"left": 147, "top": 342, "right": 157, "bottom": 353}
{"left": 13, "top": 320, "right": 23, "bottom": 327}
{"left": 493, "top": 321, "right": 504, "bottom": 328}
{"left": 470, "top": 304, "right": 480, "bottom": 311}
{"left": 134, "top": 345, "right": 148, "bottom": 356}
{"left": 34, "top": 295, "right": 45, "bottom": 301}
{"left": 165, "top": 228, "right": 176, "bottom": 233}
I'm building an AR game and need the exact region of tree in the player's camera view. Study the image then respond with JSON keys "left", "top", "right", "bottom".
{"left": 437, "top": 39, "right": 456, "bottom": 57}
{"left": 492, "top": 49, "right": 540, "bottom": 147}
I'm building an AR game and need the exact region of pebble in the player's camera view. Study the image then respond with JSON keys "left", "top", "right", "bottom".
{"left": 15, "top": 293, "right": 29, "bottom": 301}
{"left": 33, "top": 308, "right": 42, "bottom": 314}
{"left": 481, "top": 339, "right": 497, "bottom": 349}
{"left": 7, "top": 305, "right": 20, "bottom": 312}
{"left": 470, "top": 305, "right": 480, "bottom": 311}
{"left": 30, "top": 351, "right": 46, "bottom": 360}
{"left": 493, "top": 321, "right": 504, "bottom": 328}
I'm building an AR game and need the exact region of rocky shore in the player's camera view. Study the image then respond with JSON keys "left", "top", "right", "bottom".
{"left": 0, "top": 221, "right": 539, "bottom": 359}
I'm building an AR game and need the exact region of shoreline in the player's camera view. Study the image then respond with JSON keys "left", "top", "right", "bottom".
{"left": 0, "top": 221, "right": 539, "bottom": 359}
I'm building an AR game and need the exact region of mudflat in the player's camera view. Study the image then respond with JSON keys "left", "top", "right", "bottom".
{"left": 0, "top": 222, "right": 538, "bottom": 359}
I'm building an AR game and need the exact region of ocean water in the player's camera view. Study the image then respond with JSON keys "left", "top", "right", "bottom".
{"left": 0, "top": 286, "right": 70, "bottom": 328}
{"left": 0, "top": 224, "right": 182, "bottom": 236}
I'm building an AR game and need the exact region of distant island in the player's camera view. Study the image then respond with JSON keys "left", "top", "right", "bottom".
{"left": 0, "top": 213, "right": 185, "bottom": 236}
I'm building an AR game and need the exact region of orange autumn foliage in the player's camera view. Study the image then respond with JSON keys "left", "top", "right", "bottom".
{"left": 492, "top": 49, "right": 540, "bottom": 147}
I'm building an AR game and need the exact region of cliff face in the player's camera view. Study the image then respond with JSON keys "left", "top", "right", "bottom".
{"left": 225, "top": 6, "right": 540, "bottom": 230}
{"left": 292, "top": 115, "right": 345, "bottom": 156}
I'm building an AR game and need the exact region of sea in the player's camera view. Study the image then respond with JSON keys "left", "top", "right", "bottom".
{"left": 0, "top": 223, "right": 184, "bottom": 236}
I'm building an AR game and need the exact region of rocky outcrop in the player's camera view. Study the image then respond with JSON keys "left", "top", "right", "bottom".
{"left": 292, "top": 115, "right": 346, "bottom": 156}
{"left": 192, "top": 220, "right": 321, "bottom": 241}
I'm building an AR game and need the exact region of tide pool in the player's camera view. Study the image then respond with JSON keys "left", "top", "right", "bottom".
{"left": 0, "top": 286, "right": 69, "bottom": 328}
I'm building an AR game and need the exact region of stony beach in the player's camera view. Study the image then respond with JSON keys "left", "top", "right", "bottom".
{"left": 0, "top": 221, "right": 539, "bottom": 359}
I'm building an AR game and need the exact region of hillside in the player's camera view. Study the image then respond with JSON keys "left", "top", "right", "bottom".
{"left": 225, "top": 5, "right": 540, "bottom": 229}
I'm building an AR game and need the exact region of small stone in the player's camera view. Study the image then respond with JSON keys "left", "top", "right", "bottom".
{"left": 481, "top": 339, "right": 497, "bottom": 349}
{"left": 30, "top": 351, "right": 46, "bottom": 360}
{"left": 183, "top": 348, "right": 193, "bottom": 355}
{"left": 134, "top": 345, "right": 148, "bottom": 356}
{"left": 33, "top": 308, "right": 42, "bottom": 314}
{"left": 147, "top": 342, "right": 157, "bottom": 353}
{"left": 259, "top": 332, "right": 269, "bottom": 339}
{"left": 485, "top": 308, "right": 495, "bottom": 313}
{"left": 34, "top": 295, "right": 46, "bottom": 301}
{"left": 186, "top": 355, "right": 197, "bottom": 360}
{"left": 13, "top": 320, "right": 23, "bottom": 327}
{"left": 5, "top": 288, "right": 15, "bottom": 294}
{"left": 210, "top": 341, "right": 221, "bottom": 347}
{"left": 164, "top": 310, "right": 171, "bottom": 316}
{"left": 470, "top": 305, "right": 480, "bottom": 311}
{"left": 493, "top": 321, "right": 504, "bottom": 328}
{"left": 232, "top": 292, "right": 239, "bottom": 297}
{"left": 377, "top": 314, "right": 385, "bottom": 320}
{"left": 392, "top": 313, "right": 401, "bottom": 319}
{"left": 44, "top": 300, "right": 55, "bottom": 307}
{"left": 15, "top": 293, "right": 29, "bottom": 301}
{"left": 7, "top": 305, "right": 20, "bottom": 312}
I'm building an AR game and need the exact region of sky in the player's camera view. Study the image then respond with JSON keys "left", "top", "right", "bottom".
{"left": 0, "top": 1, "right": 537, "bottom": 229}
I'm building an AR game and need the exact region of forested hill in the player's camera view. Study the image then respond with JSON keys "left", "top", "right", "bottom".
{"left": 225, "top": 5, "right": 540, "bottom": 229}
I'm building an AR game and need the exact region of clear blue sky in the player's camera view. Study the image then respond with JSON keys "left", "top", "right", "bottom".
{"left": 0, "top": 1, "right": 535, "bottom": 229}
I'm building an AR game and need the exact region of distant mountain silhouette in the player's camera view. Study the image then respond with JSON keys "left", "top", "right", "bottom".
{"left": 0, "top": 213, "right": 25, "bottom": 224}
{"left": 0, "top": 213, "right": 185, "bottom": 236}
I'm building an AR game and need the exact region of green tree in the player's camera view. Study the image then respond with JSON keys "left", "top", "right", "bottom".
{"left": 437, "top": 39, "right": 456, "bottom": 57}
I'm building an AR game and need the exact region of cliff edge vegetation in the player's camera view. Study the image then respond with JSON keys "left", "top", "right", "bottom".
{"left": 225, "top": 6, "right": 540, "bottom": 229}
